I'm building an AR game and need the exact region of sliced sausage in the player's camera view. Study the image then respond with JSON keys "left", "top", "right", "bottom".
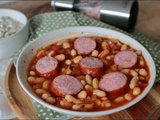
{"left": 79, "top": 57, "right": 103, "bottom": 77}
{"left": 114, "top": 50, "right": 137, "bottom": 68}
{"left": 99, "top": 72, "right": 127, "bottom": 97}
{"left": 50, "top": 75, "right": 83, "bottom": 97}
{"left": 35, "top": 56, "right": 58, "bottom": 77}
{"left": 74, "top": 37, "right": 96, "bottom": 54}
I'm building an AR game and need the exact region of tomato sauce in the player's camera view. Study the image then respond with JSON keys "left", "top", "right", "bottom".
{"left": 27, "top": 36, "right": 150, "bottom": 111}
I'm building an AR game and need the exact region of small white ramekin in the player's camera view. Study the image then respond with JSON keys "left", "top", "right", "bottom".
{"left": 0, "top": 9, "right": 29, "bottom": 60}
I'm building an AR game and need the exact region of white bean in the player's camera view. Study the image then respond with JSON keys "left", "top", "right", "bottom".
{"left": 139, "top": 56, "right": 145, "bottom": 66}
{"left": 28, "top": 77, "right": 45, "bottom": 84}
{"left": 73, "top": 56, "right": 82, "bottom": 64}
{"left": 46, "top": 97, "right": 56, "bottom": 104}
{"left": 81, "top": 80, "right": 86, "bottom": 86}
{"left": 108, "top": 41, "right": 112, "bottom": 45}
{"left": 62, "top": 67, "right": 72, "bottom": 75}
{"left": 66, "top": 68, "right": 72, "bottom": 74}
{"left": 42, "top": 80, "right": 51, "bottom": 90}
{"left": 60, "top": 101, "right": 65, "bottom": 107}
{"left": 32, "top": 84, "right": 41, "bottom": 90}
{"left": 48, "top": 51, "right": 55, "bottom": 57}
{"left": 111, "top": 38, "right": 119, "bottom": 43}
{"left": 85, "top": 74, "right": 92, "bottom": 85}
{"left": 124, "top": 93, "right": 132, "bottom": 101}
{"left": 121, "top": 44, "right": 127, "bottom": 51}
{"left": 95, "top": 100, "right": 101, "bottom": 106}
{"left": 72, "top": 104, "right": 83, "bottom": 110}
{"left": 65, "top": 59, "right": 71, "bottom": 65}
{"left": 84, "top": 103, "right": 94, "bottom": 110}
{"left": 129, "top": 76, "right": 139, "bottom": 89}
{"left": 101, "top": 101, "right": 112, "bottom": 108}
{"left": 36, "top": 50, "right": 45, "bottom": 58}
{"left": 27, "top": 76, "right": 36, "bottom": 83}
{"left": 60, "top": 99, "right": 73, "bottom": 108}
{"left": 77, "top": 90, "right": 87, "bottom": 99}
{"left": 102, "top": 41, "right": 108, "bottom": 49}
{"left": 98, "top": 49, "right": 109, "bottom": 58}
{"left": 35, "top": 89, "right": 48, "bottom": 96}
{"left": 71, "top": 49, "right": 77, "bottom": 56}
{"left": 139, "top": 68, "right": 148, "bottom": 76}
{"left": 104, "top": 102, "right": 112, "bottom": 108}
{"left": 121, "top": 69, "right": 130, "bottom": 74}
{"left": 85, "top": 85, "right": 93, "bottom": 92}
{"left": 65, "top": 95, "right": 82, "bottom": 104}
{"left": 115, "top": 96, "right": 124, "bottom": 103}
{"left": 139, "top": 60, "right": 145, "bottom": 66}
{"left": 139, "top": 76, "right": 145, "bottom": 80}
{"left": 93, "top": 89, "right": 106, "bottom": 97}
{"left": 106, "top": 55, "right": 114, "bottom": 60}
{"left": 35, "top": 77, "right": 46, "bottom": 84}
{"left": 72, "top": 103, "right": 94, "bottom": 110}
{"left": 63, "top": 42, "right": 70, "bottom": 48}
{"left": 117, "top": 42, "right": 122, "bottom": 46}
{"left": 41, "top": 93, "right": 50, "bottom": 100}
{"left": 92, "top": 78, "right": 99, "bottom": 89}
{"left": 136, "top": 50, "right": 142, "bottom": 55}
{"left": 139, "top": 60, "right": 144, "bottom": 66}
{"left": 55, "top": 54, "right": 65, "bottom": 61}
{"left": 130, "top": 70, "right": 138, "bottom": 76}
{"left": 133, "top": 87, "right": 141, "bottom": 95}
{"left": 29, "top": 71, "right": 36, "bottom": 76}
{"left": 91, "top": 50, "right": 99, "bottom": 57}
{"left": 76, "top": 75, "right": 85, "bottom": 80}
{"left": 101, "top": 97, "right": 108, "bottom": 101}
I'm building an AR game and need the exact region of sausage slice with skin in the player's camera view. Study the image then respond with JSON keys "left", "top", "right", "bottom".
{"left": 99, "top": 72, "right": 127, "bottom": 96}
{"left": 114, "top": 50, "right": 138, "bottom": 68}
{"left": 50, "top": 75, "right": 83, "bottom": 97}
{"left": 35, "top": 56, "right": 58, "bottom": 77}
{"left": 79, "top": 57, "right": 104, "bottom": 77}
{"left": 74, "top": 37, "right": 96, "bottom": 54}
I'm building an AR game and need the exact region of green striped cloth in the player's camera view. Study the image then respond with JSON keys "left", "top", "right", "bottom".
{"left": 13, "top": 11, "right": 160, "bottom": 120}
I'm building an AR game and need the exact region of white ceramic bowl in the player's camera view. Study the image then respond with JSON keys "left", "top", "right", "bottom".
{"left": 16, "top": 26, "right": 156, "bottom": 117}
{"left": 0, "top": 9, "right": 29, "bottom": 60}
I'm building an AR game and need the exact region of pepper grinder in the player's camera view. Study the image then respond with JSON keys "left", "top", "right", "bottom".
{"left": 51, "top": 0, "right": 138, "bottom": 32}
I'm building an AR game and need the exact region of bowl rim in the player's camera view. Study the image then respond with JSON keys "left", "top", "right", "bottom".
{"left": 0, "top": 8, "right": 28, "bottom": 41}
{"left": 16, "top": 26, "right": 156, "bottom": 117}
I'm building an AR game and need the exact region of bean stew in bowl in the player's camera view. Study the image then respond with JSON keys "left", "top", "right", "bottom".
{"left": 16, "top": 26, "right": 156, "bottom": 117}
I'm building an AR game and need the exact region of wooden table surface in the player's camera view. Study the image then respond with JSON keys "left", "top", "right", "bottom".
{"left": 1, "top": 1, "right": 160, "bottom": 120}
